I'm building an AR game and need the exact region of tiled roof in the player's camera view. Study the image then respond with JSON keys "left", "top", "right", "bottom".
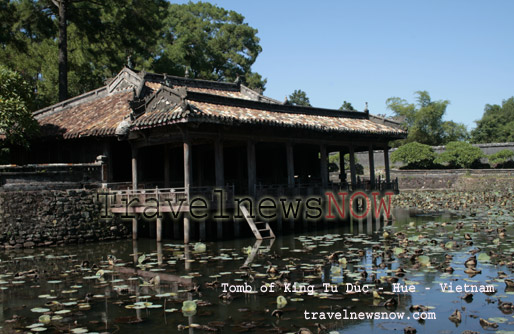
{"left": 33, "top": 68, "right": 406, "bottom": 140}
{"left": 131, "top": 99, "right": 404, "bottom": 136}
{"left": 35, "top": 91, "right": 132, "bottom": 139}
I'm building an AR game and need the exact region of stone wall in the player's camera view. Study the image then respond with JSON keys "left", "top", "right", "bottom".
{"left": 391, "top": 169, "right": 514, "bottom": 191}
{"left": 0, "top": 189, "right": 129, "bottom": 249}
{"left": 0, "top": 163, "right": 105, "bottom": 190}
{"left": 355, "top": 142, "right": 514, "bottom": 168}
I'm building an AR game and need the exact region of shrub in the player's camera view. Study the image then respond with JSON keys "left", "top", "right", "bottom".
{"left": 434, "top": 141, "right": 484, "bottom": 168}
{"left": 488, "top": 149, "right": 514, "bottom": 168}
{"left": 328, "top": 153, "right": 362, "bottom": 174}
{"left": 390, "top": 142, "right": 437, "bottom": 169}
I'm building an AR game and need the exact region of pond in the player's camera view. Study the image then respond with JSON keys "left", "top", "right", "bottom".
{"left": 1, "top": 208, "right": 514, "bottom": 334}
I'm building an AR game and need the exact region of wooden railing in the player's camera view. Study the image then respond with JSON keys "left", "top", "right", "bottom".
{"left": 106, "top": 185, "right": 235, "bottom": 209}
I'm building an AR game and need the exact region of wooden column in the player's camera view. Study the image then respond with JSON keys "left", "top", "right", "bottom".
{"left": 368, "top": 145, "right": 375, "bottom": 188}
{"left": 320, "top": 144, "right": 328, "bottom": 188}
{"left": 349, "top": 145, "right": 357, "bottom": 187}
{"left": 164, "top": 145, "right": 170, "bottom": 188}
{"left": 132, "top": 214, "right": 138, "bottom": 240}
{"left": 384, "top": 148, "right": 391, "bottom": 183}
{"left": 131, "top": 145, "right": 138, "bottom": 240}
{"left": 183, "top": 139, "right": 192, "bottom": 244}
{"left": 156, "top": 216, "right": 162, "bottom": 242}
{"left": 286, "top": 143, "right": 295, "bottom": 188}
{"left": 247, "top": 140, "right": 256, "bottom": 197}
{"left": 102, "top": 141, "right": 112, "bottom": 183}
{"left": 131, "top": 146, "right": 138, "bottom": 190}
{"left": 215, "top": 139, "right": 224, "bottom": 187}
{"left": 339, "top": 150, "right": 346, "bottom": 183}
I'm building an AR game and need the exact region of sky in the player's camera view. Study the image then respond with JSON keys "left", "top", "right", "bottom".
{"left": 173, "top": 0, "right": 514, "bottom": 129}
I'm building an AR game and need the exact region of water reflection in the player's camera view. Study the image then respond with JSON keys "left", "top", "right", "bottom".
{"left": 0, "top": 208, "right": 513, "bottom": 333}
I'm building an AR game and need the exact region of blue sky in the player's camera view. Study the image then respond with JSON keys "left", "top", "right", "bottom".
{"left": 174, "top": 0, "right": 514, "bottom": 129}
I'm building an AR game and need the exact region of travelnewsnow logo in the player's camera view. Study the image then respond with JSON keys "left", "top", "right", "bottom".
{"left": 98, "top": 189, "right": 394, "bottom": 221}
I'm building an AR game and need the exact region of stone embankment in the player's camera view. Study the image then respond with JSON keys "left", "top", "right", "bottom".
{"left": 0, "top": 189, "right": 129, "bottom": 249}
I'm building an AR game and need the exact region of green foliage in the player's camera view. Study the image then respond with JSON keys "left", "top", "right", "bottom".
{"left": 288, "top": 89, "right": 311, "bottom": 107}
{"left": 328, "top": 152, "right": 362, "bottom": 175}
{"left": 471, "top": 97, "right": 514, "bottom": 143}
{"left": 434, "top": 141, "right": 484, "bottom": 168}
{"left": 390, "top": 142, "right": 437, "bottom": 169}
{"left": 441, "top": 121, "right": 469, "bottom": 143}
{"left": 1, "top": 0, "right": 265, "bottom": 108}
{"left": 339, "top": 101, "right": 355, "bottom": 111}
{"left": 154, "top": 1, "right": 265, "bottom": 91}
{"left": 488, "top": 149, "right": 514, "bottom": 167}
{"left": 386, "top": 91, "right": 468, "bottom": 146}
{"left": 1, "top": 0, "right": 169, "bottom": 108}
{"left": 0, "top": 65, "right": 39, "bottom": 148}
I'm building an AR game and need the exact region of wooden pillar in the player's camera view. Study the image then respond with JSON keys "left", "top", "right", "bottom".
{"left": 131, "top": 146, "right": 138, "bottom": 190}
{"left": 320, "top": 144, "right": 328, "bottom": 188}
{"left": 132, "top": 214, "right": 138, "bottom": 240}
{"left": 215, "top": 139, "right": 224, "bottom": 187}
{"left": 339, "top": 150, "right": 346, "bottom": 183}
{"left": 247, "top": 140, "right": 256, "bottom": 197}
{"left": 349, "top": 145, "right": 357, "bottom": 187}
{"left": 156, "top": 216, "right": 162, "bottom": 242}
{"left": 199, "top": 221, "right": 206, "bottom": 241}
{"left": 368, "top": 145, "right": 375, "bottom": 188}
{"left": 216, "top": 218, "right": 223, "bottom": 240}
{"left": 183, "top": 139, "right": 192, "bottom": 244}
{"left": 102, "top": 141, "right": 112, "bottom": 183}
{"left": 164, "top": 145, "right": 170, "bottom": 188}
{"left": 286, "top": 143, "right": 295, "bottom": 188}
{"left": 384, "top": 148, "right": 391, "bottom": 183}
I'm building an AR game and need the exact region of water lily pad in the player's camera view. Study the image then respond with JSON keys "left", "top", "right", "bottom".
{"left": 31, "top": 308, "right": 50, "bottom": 313}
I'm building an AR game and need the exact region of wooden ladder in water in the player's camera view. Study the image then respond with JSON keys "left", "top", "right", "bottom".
{"left": 239, "top": 204, "right": 276, "bottom": 240}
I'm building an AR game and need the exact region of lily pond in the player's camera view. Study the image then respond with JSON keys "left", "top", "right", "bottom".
{"left": 1, "top": 208, "right": 514, "bottom": 334}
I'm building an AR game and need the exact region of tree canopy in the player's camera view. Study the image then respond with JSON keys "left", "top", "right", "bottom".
{"left": 386, "top": 91, "right": 468, "bottom": 146}
{"left": 0, "top": 66, "right": 39, "bottom": 149}
{"left": 287, "top": 89, "right": 311, "bottom": 107}
{"left": 471, "top": 97, "right": 514, "bottom": 143}
{"left": 154, "top": 2, "right": 265, "bottom": 91}
{"left": 339, "top": 101, "right": 355, "bottom": 111}
{"left": 0, "top": 0, "right": 266, "bottom": 109}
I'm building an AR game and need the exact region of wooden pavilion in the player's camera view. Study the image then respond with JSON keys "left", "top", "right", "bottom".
{"left": 27, "top": 67, "right": 406, "bottom": 242}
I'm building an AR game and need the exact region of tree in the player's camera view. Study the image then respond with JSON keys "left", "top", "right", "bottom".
{"left": 0, "top": 66, "right": 39, "bottom": 150}
{"left": 339, "top": 101, "right": 355, "bottom": 111}
{"left": 471, "top": 97, "right": 514, "bottom": 143}
{"left": 434, "top": 141, "right": 484, "bottom": 168}
{"left": 488, "top": 149, "right": 514, "bottom": 168}
{"left": 386, "top": 91, "right": 468, "bottom": 146}
{"left": 1, "top": 0, "right": 168, "bottom": 107}
{"left": 288, "top": 89, "right": 311, "bottom": 107}
{"left": 390, "top": 142, "right": 437, "bottom": 169}
{"left": 154, "top": 2, "right": 266, "bottom": 91}
{"left": 442, "top": 121, "right": 469, "bottom": 143}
